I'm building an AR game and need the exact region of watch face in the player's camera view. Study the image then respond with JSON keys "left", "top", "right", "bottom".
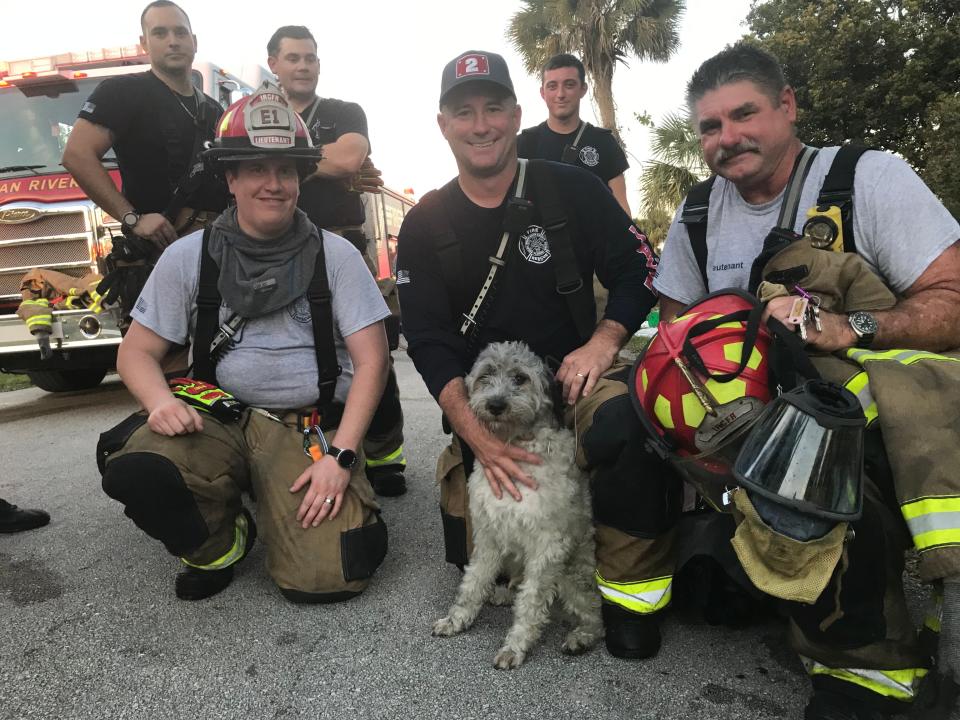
{"left": 336, "top": 448, "right": 358, "bottom": 469}
{"left": 851, "top": 311, "right": 879, "bottom": 335}
{"left": 122, "top": 212, "right": 139, "bottom": 227}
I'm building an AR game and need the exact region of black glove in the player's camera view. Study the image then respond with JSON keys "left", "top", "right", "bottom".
{"left": 96, "top": 263, "right": 153, "bottom": 318}
{"left": 110, "top": 233, "right": 156, "bottom": 263}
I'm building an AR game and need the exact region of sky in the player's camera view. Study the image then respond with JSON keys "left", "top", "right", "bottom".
{"left": 1, "top": 0, "right": 754, "bottom": 212}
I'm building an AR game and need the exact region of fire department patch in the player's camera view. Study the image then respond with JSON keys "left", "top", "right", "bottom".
{"left": 579, "top": 146, "right": 600, "bottom": 167}
{"left": 288, "top": 296, "right": 312, "bottom": 324}
{"left": 519, "top": 225, "right": 551, "bottom": 264}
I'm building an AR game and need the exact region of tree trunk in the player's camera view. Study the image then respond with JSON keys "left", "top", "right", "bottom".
{"left": 589, "top": 63, "right": 624, "bottom": 148}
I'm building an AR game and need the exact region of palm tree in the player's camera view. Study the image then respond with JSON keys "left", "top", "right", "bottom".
{"left": 639, "top": 111, "right": 708, "bottom": 220}
{"left": 508, "top": 0, "right": 685, "bottom": 144}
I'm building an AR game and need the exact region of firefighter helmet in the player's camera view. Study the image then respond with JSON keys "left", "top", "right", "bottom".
{"left": 629, "top": 290, "right": 773, "bottom": 481}
{"left": 203, "top": 80, "right": 321, "bottom": 166}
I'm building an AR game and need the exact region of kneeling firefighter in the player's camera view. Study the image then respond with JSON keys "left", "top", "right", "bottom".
{"left": 628, "top": 289, "right": 955, "bottom": 720}
{"left": 97, "top": 81, "right": 390, "bottom": 603}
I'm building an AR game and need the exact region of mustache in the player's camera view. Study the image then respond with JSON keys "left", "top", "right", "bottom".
{"left": 713, "top": 141, "right": 760, "bottom": 165}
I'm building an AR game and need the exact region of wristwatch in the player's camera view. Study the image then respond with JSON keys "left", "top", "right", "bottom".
{"left": 328, "top": 446, "right": 358, "bottom": 470}
{"left": 121, "top": 211, "right": 140, "bottom": 232}
{"left": 848, "top": 311, "right": 879, "bottom": 348}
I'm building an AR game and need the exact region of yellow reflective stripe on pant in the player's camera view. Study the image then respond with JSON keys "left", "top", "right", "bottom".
{"left": 366, "top": 445, "right": 406, "bottom": 468}
{"left": 842, "top": 371, "right": 878, "bottom": 428}
{"left": 181, "top": 512, "right": 249, "bottom": 570}
{"left": 596, "top": 572, "right": 672, "bottom": 614}
{"left": 802, "top": 657, "right": 928, "bottom": 702}
{"left": 901, "top": 496, "right": 960, "bottom": 552}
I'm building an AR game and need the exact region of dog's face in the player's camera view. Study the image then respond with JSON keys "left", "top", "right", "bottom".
{"left": 465, "top": 341, "right": 557, "bottom": 438}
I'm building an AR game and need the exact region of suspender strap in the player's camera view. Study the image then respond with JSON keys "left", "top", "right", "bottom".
{"left": 526, "top": 159, "right": 595, "bottom": 344}
{"left": 193, "top": 225, "right": 220, "bottom": 384}
{"left": 679, "top": 175, "right": 717, "bottom": 292}
{"left": 817, "top": 144, "right": 869, "bottom": 254}
{"left": 460, "top": 159, "right": 529, "bottom": 336}
{"left": 306, "top": 235, "right": 341, "bottom": 408}
{"left": 570, "top": 121, "right": 588, "bottom": 149}
{"left": 777, "top": 145, "right": 819, "bottom": 229}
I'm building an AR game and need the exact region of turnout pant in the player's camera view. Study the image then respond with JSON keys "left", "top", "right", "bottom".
{"left": 99, "top": 409, "right": 387, "bottom": 601}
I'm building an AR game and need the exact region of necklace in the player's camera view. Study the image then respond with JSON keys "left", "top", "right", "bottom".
{"left": 173, "top": 91, "right": 200, "bottom": 126}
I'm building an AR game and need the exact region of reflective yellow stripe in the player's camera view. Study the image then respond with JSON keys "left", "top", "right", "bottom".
{"left": 21, "top": 298, "right": 50, "bottom": 307}
{"left": 802, "top": 657, "right": 927, "bottom": 701}
{"left": 596, "top": 572, "right": 672, "bottom": 614}
{"left": 925, "top": 586, "right": 944, "bottom": 633}
{"left": 181, "top": 512, "right": 249, "bottom": 570}
{"left": 25, "top": 315, "right": 53, "bottom": 328}
{"left": 842, "top": 372, "right": 878, "bottom": 428}
{"left": 900, "top": 496, "right": 960, "bottom": 551}
{"left": 366, "top": 445, "right": 406, "bottom": 468}
{"left": 846, "top": 348, "right": 960, "bottom": 365}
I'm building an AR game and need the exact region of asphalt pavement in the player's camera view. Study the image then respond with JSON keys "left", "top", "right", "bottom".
{"left": 0, "top": 354, "right": 927, "bottom": 719}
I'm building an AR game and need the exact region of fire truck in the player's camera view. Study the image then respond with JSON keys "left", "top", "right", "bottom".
{"left": 0, "top": 47, "right": 414, "bottom": 392}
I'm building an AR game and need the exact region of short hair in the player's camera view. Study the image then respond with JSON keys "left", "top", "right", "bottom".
{"left": 439, "top": 83, "right": 516, "bottom": 113}
{"left": 541, "top": 53, "right": 585, "bottom": 84}
{"left": 140, "top": 1, "right": 190, "bottom": 34}
{"left": 267, "top": 26, "right": 317, "bottom": 58}
{"left": 686, "top": 42, "right": 787, "bottom": 112}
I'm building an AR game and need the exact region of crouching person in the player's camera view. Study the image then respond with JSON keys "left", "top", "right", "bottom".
{"left": 97, "top": 82, "right": 390, "bottom": 603}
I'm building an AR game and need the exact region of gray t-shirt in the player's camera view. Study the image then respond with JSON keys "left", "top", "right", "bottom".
{"left": 132, "top": 228, "right": 390, "bottom": 408}
{"left": 654, "top": 146, "right": 960, "bottom": 305}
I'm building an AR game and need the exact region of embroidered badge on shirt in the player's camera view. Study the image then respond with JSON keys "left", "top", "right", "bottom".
{"left": 287, "top": 296, "right": 312, "bottom": 324}
{"left": 519, "top": 225, "right": 551, "bottom": 264}
{"left": 579, "top": 146, "right": 600, "bottom": 167}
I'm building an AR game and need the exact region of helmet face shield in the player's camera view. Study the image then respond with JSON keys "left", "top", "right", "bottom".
{"left": 733, "top": 380, "right": 865, "bottom": 521}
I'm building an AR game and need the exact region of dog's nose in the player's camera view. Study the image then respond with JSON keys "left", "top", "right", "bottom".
{"left": 486, "top": 399, "right": 507, "bottom": 416}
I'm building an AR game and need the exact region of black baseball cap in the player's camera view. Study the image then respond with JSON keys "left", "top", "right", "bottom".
{"left": 439, "top": 50, "right": 515, "bottom": 107}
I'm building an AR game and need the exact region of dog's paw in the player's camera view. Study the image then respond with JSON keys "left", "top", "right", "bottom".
{"left": 561, "top": 626, "right": 602, "bottom": 656}
{"left": 488, "top": 584, "right": 514, "bottom": 606}
{"left": 493, "top": 646, "right": 526, "bottom": 670}
{"left": 432, "top": 616, "right": 464, "bottom": 637}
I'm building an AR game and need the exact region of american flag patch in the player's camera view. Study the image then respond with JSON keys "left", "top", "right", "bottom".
{"left": 135, "top": 297, "right": 147, "bottom": 313}
{"left": 81, "top": 101, "right": 96, "bottom": 114}
{"left": 396, "top": 269, "right": 410, "bottom": 285}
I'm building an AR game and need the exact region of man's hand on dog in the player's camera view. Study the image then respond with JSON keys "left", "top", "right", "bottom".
{"left": 470, "top": 428, "right": 540, "bottom": 502}
{"left": 557, "top": 339, "right": 619, "bottom": 406}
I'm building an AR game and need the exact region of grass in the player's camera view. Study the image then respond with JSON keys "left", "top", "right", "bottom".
{"left": 0, "top": 373, "right": 32, "bottom": 392}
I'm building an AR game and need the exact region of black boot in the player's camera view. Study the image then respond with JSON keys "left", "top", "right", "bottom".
{"left": 175, "top": 508, "right": 257, "bottom": 601}
{"left": 366, "top": 466, "right": 407, "bottom": 497}
{"left": 0, "top": 498, "right": 50, "bottom": 533}
{"left": 601, "top": 602, "right": 662, "bottom": 660}
{"left": 804, "top": 689, "right": 890, "bottom": 720}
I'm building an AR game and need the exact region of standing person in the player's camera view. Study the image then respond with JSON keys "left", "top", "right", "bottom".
{"left": 266, "top": 25, "right": 407, "bottom": 498}
{"left": 517, "top": 53, "right": 631, "bottom": 216}
{"left": 98, "top": 83, "right": 390, "bottom": 603}
{"left": 396, "top": 50, "right": 665, "bottom": 660}
{"left": 517, "top": 53, "right": 632, "bottom": 317}
{"left": 62, "top": 0, "right": 227, "bottom": 318}
{"left": 0, "top": 498, "right": 49, "bottom": 533}
{"left": 650, "top": 43, "right": 960, "bottom": 719}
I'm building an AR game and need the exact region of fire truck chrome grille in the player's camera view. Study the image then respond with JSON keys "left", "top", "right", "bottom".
{"left": 0, "top": 265, "right": 86, "bottom": 298}
{"left": 0, "top": 212, "right": 87, "bottom": 241}
{"left": 0, "top": 237, "right": 91, "bottom": 272}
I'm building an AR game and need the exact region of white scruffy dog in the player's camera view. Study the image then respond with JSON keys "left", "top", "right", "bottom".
{"left": 432, "top": 341, "right": 603, "bottom": 669}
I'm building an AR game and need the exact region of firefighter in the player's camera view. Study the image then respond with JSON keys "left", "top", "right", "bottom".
{"left": 395, "top": 50, "right": 664, "bottom": 659}
{"left": 97, "top": 82, "right": 391, "bottom": 603}
{"left": 646, "top": 43, "right": 960, "bottom": 719}
{"left": 62, "top": 0, "right": 228, "bottom": 320}
{"left": 265, "top": 24, "right": 407, "bottom": 498}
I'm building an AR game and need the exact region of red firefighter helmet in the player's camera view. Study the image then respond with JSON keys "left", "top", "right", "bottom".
{"left": 629, "top": 290, "right": 773, "bottom": 478}
{"left": 203, "top": 80, "right": 321, "bottom": 166}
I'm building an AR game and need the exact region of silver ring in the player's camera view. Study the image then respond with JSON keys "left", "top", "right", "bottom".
{"left": 323, "top": 497, "right": 334, "bottom": 505}
{"left": 576, "top": 372, "right": 586, "bottom": 378}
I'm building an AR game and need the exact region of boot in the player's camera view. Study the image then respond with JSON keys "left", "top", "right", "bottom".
{"left": 366, "top": 465, "right": 407, "bottom": 497}
{"left": 175, "top": 508, "right": 257, "bottom": 601}
{"left": 601, "top": 601, "right": 662, "bottom": 659}
{"left": 804, "top": 689, "right": 889, "bottom": 720}
{"left": 0, "top": 498, "right": 50, "bottom": 533}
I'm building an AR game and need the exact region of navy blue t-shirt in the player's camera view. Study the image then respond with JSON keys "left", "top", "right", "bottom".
{"left": 396, "top": 161, "right": 659, "bottom": 400}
